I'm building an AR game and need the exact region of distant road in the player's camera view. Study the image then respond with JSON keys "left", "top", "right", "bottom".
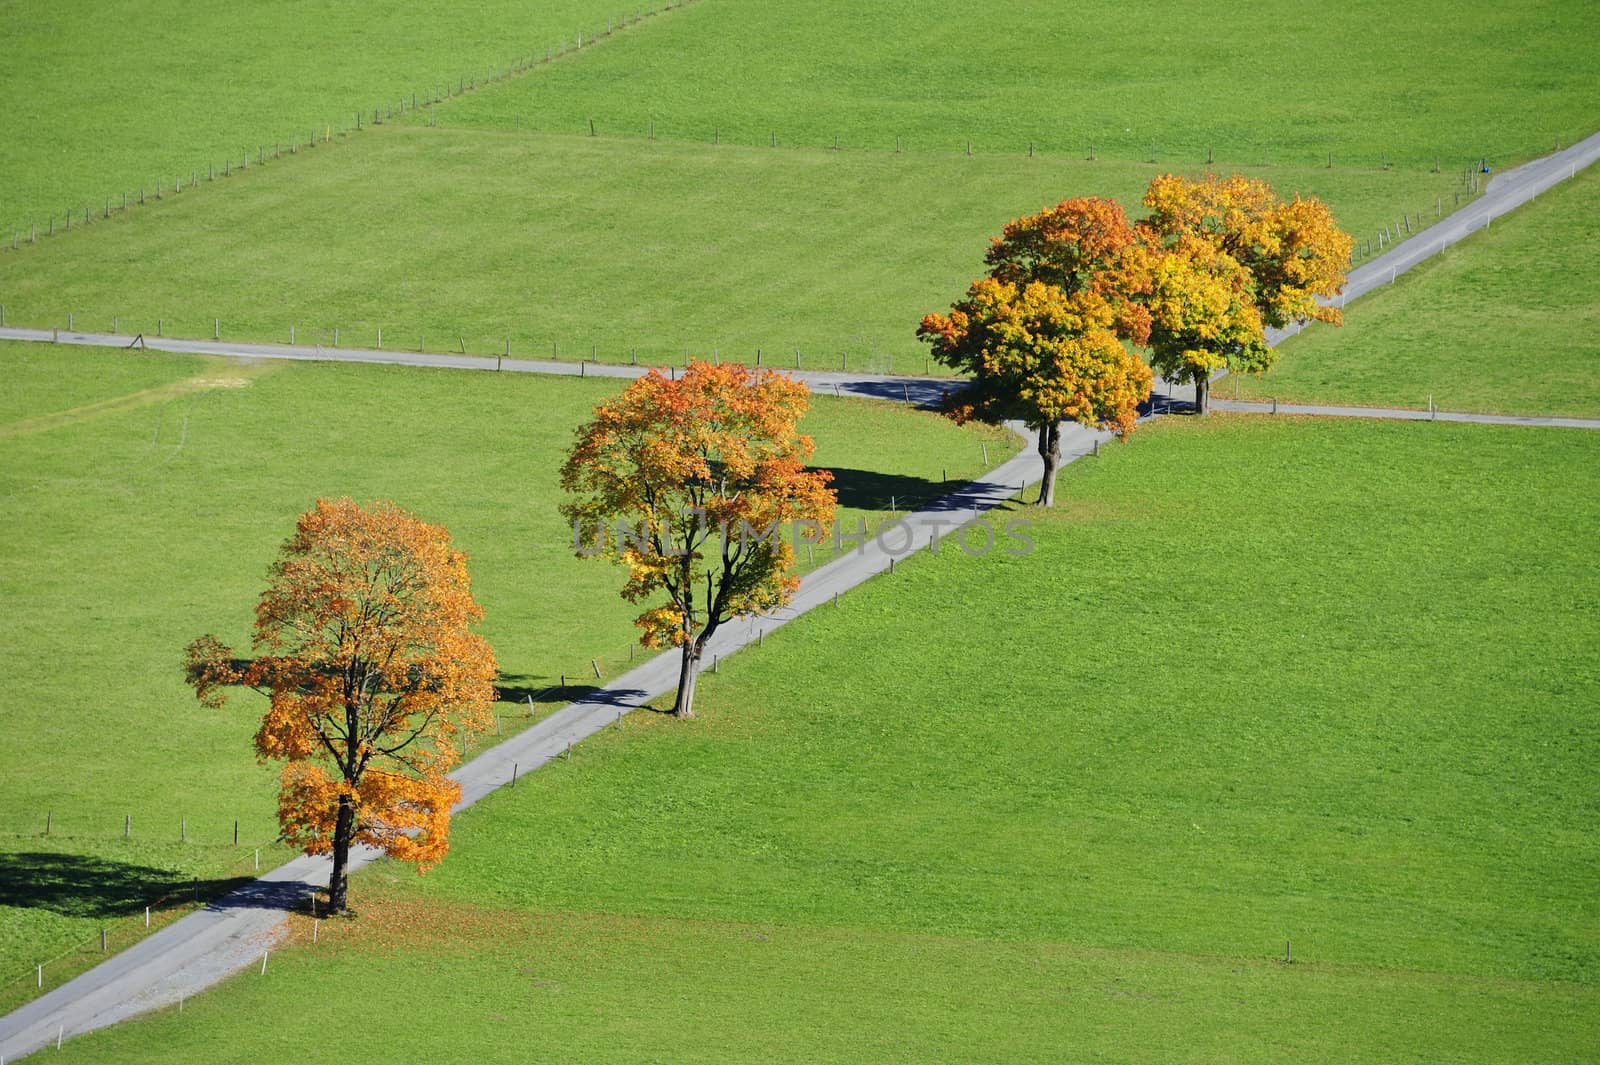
{"left": 3, "top": 128, "right": 1599, "bottom": 401}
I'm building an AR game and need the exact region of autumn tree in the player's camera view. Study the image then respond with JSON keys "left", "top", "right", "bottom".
{"left": 1138, "top": 173, "right": 1353, "bottom": 413}
{"left": 184, "top": 498, "right": 498, "bottom": 913}
{"left": 984, "top": 195, "right": 1153, "bottom": 346}
{"left": 918, "top": 279, "right": 1152, "bottom": 507}
{"left": 561, "top": 362, "right": 836, "bottom": 718}
{"left": 1140, "top": 236, "right": 1268, "bottom": 416}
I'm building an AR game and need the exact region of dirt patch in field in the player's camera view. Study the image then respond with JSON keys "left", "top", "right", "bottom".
{"left": 0, "top": 356, "right": 271, "bottom": 438}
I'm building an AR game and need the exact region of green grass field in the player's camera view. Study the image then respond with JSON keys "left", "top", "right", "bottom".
{"left": 0, "top": 126, "right": 1459, "bottom": 370}
{"left": 426, "top": 0, "right": 1600, "bottom": 170}
{"left": 1233, "top": 165, "right": 1600, "bottom": 417}
{"left": 40, "top": 415, "right": 1600, "bottom": 1062}
{"left": 0, "top": 0, "right": 662, "bottom": 229}
{"left": 6, "top": 0, "right": 1597, "bottom": 1056}
{"left": 0, "top": 340, "right": 1012, "bottom": 999}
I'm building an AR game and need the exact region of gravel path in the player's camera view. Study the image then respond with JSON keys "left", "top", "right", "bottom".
{"left": 3, "top": 131, "right": 1598, "bottom": 1061}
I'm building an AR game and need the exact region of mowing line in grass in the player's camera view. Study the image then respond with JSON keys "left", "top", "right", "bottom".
{"left": 0, "top": 0, "right": 698, "bottom": 235}
{"left": 420, "top": 0, "right": 1600, "bottom": 171}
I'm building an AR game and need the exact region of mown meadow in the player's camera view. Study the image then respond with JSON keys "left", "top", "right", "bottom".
{"left": 0, "top": 341, "right": 1011, "bottom": 1003}
{"left": 0, "top": 127, "right": 1460, "bottom": 371}
{"left": 40, "top": 415, "right": 1600, "bottom": 1063}
{"left": 1237, "top": 165, "right": 1600, "bottom": 417}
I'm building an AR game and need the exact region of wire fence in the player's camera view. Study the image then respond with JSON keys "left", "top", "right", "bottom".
{"left": 500, "top": 119, "right": 1591, "bottom": 180}
{"left": 2, "top": 121, "right": 1549, "bottom": 263}
{"left": 0, "top": 812, "right": 284, "bottom": 1015}
{"left": 0, "top": 2, "right": 694, "bottom": 255}
{"left": 0, "top": 308, "right": 966, "bottom": 380}
{"left": 1348, "top": 164, "right": 1491, "bottom": 266}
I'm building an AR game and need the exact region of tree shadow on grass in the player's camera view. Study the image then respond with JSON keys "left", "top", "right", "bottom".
{"left": 819, "top": 467, "right": 958, "bottom": 512}
{"left": 495, "top": 672, "right": 609, "bottom": 706}
{"left": 0, "top": 852, "right": 258, "bottom": 920}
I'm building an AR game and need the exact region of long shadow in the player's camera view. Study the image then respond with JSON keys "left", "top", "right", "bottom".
{"left": 206, "top": 875, "right": 313, "bottom": 914}
{"left": 1143, "top": 393, "right": 1197, "bottom": 416}
{"left": 837, "top": 379, "right": 956, "bottom": 407}
{"left": 820, "top": 466, "right": 958, "bottom": 511}
{"left": 570, "top": 685, "right": 652, "bottom": 710}
{"left": 0, "top": 852, "right": 256, "bottom": 920}
{"left": 495, "top": 672, "right": 614, "bottom": 706}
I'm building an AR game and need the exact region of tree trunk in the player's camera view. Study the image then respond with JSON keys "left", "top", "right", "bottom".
{"left": 672, "top": 641, "right": 702, "bottom": 718}
{"left": 1195, "top": 373, "right": 1210, "bottom": 416}
{"left": 327, "top": 792, "right": 355, "bottom": 913}
{"left": 1036, "top": 422, "right": 1061, "bottom": 507}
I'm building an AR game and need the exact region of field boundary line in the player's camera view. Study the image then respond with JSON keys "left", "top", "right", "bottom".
{"left": 1208, "top": 399, "right": 1600, "bottom": 430}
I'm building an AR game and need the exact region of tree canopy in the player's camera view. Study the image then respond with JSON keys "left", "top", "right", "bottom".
{"left": 184, "top": 498, "right": 497, "bottom": 913}
{"left": 919, "top": 278, "right": 1151, "bottom": 506}
{"left": 1139, "top": 173, "right": 1353, "bottom": 411}
{"left": 921, "top": 178, "right": 1351, "bottom": 460}
{"left": 561, "top": 362, "right": 836, "bottom": 718}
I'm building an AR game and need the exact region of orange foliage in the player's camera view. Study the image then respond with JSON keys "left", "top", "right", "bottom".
{"left": 184, "top": 499, "right": 498, "bottom": 905}
{"left": 918, "top": 278, "right": 1151, "bottom": 438}
{"left": 560, "top": 362, "right": 836, "bottom": 716}
{"left": 985, "top": 196, "right": 1154, "bottom": 345}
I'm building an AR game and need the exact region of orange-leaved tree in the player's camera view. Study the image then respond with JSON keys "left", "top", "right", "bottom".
{"left": 918, "top": 279, "right": 1152, "bottom": 507}
{"left": 1138, "top": 173, "right": 1353, "bottom": 412}
{"left": 184, "top": 498, "right": 498, "bottom": 913}
{"left": 984, "top": 195, "right": 1154, "bottom": 346}
{"left": 561, "top": 362, "right": 836, "bottom": 718}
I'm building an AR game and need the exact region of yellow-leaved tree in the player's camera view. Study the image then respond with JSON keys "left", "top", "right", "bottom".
{"left": 919, "top": 279, "right": 1151, "bottom": 506}
{"left": 1138, "top": 173, "right": 1354, "bottom": 413}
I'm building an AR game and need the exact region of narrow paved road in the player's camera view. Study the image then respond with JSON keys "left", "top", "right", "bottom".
{"left": 3, "top": 131, "right": 1598, "bottom": 1061}
{"left": 1275, "top": 129, "right": 1600, "bottom": 345}
{"left": 1209, "top": 398, "right": 1600, "bottom": 429}
{"left": 0, "top": 323, "right": 958, "bottom": 408}
{"left": 3, "top": 128, "right": 1597, "bottom": 397}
